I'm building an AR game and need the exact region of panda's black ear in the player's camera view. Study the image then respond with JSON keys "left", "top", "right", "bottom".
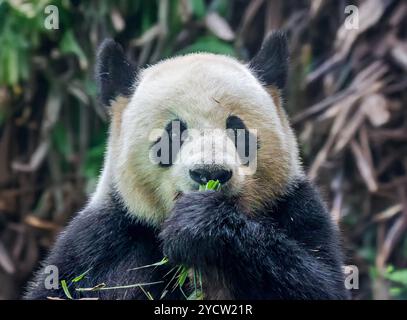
{"left": 95, "top": 39, "right": 137, "bottom": 107}
{"left": 249, "top": 31, "right": 288, "bottom": 90}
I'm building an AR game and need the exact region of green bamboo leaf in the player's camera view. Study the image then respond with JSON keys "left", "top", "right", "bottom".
{"left": 128, "top": 257, "right": 169, "bottom": 271}
{"left": 177, "top": 266, "right": 189, "bottom": 287}
{"left": 60, "top": 30, "right": 88, "bottom": 70}
{"left": 384, "top": 269, "right": 407, "bottom": 286}
{"left": 200, "top": 180, "right": 221, "bottom": 191}
{"left": 71, "top": 269, "right": 92, "bottom": 283}
{"left": 76, "top": 281, "right": 163, "bottom": 292}
{"left": 61, "top": 280, "right": 73, "bottom": 299}
{"left": 7, "top": 48, "right": 18, "bottom": 85}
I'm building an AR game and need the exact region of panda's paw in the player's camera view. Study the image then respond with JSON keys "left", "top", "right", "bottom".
{"left": 160, "top": 191, "right": 242, "bottom": 267}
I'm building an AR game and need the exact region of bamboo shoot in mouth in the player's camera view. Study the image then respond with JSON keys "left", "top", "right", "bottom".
{"left": 174, "top": 180, "right": 221, "bottom": 300}
{"left": 123, "top": 180, "right": 223, "bottom": 300}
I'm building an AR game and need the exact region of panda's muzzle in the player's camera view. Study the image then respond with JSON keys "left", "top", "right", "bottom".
{"left": 189, "top": 165, "right": 232, "bottom": 185}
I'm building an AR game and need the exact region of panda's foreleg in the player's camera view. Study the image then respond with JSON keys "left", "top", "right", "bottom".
{"left": 160, "top": 190, "right": 349, "bottom": 299}
{"left": 24, "top": 205, "right": 180, "bottom": 300}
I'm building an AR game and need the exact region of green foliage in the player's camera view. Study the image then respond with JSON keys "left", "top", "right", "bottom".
{"left": 51, "top": 124, "right": 71, "bottom": 159}
{"left": 190, "top": 0, "right": 206, "bottom": 19}
{"left": 210, "top": 0, "right": 229, "bottom": 16}
{"left": 83, "top": 142, "right": 106, "bottom": 180}
{"left": 60, "top": 279, "right": 73, "bottom": 299}
{"left": 199, "top": 179, "right": 221, "bottom": 191}
{"left": 369, "top": 265, "right": 407, "bottom": 300}
{"left": 383, "top": 266, "right": 407, "bottom": 299}
{"left": 128, "top": 256, "right": 169, "bottom": 271}
{"left": 177, "top": 36, "right": 235, "bottom": 56}
{"left": 71, "top": 268, "right": 92, "bottom": 283}
{"left": 60, "top": 30, "right": 88, "bottom": 70}
{"left": 0, "top": 1, "right": 37, "bottom": 85}
{"left": 59, "top": 268, "right": 91, "bottom": 299}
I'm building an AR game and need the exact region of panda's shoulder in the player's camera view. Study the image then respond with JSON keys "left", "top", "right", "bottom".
{"left": 269, "top": 178, "right": 339, "bottom": 244}
{"left": 62, "top": 200, "right": 126, "bottom": 241}
{"left": 53, "top": 197, "right": 159, "bottom": 259}
{"left": 274, "top": 178, "right": 329, "bottom": 219}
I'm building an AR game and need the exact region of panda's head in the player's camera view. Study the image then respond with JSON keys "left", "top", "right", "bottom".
{"left": 92, "top": 32, "right": 303, "bottom": 224}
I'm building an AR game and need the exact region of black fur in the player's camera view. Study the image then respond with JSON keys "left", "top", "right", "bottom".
{"left": 25, "top": 178, "right": 349, "bottom": 300}
{"left": 161, "top": 179, "right": 349, "bottom": 299}
{"left": 249, "top": 31, "right": 288, "bottom": 89}
{"left": 24, "top": 193, "right": 182, "bottom": 300}
{"left": 95, "top": 39, "right": 137, "bottom": 106}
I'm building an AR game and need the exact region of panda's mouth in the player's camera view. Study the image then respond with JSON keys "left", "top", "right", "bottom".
{"left": 174, "top": 182, "right": 233, "bottom": 200}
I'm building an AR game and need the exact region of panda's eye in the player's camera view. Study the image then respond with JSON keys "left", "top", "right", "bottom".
{"left": 226, "top": 115, "right": 257, "bottom": 165}
{"left": 154, "top": 119, "right": 187, "bottom": 167}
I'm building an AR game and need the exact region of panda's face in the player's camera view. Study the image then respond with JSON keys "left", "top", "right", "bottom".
{"left": 109, "top": 53, "right": 301, "bottom": 224}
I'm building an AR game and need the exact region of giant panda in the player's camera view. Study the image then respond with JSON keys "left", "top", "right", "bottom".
{"left": 25, "top": 31, "right": 349, "bottom": 300}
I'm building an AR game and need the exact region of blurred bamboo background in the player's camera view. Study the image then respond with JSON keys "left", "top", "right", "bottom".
{"left": 0, "top": 0, "right": 406, "bottom": 299}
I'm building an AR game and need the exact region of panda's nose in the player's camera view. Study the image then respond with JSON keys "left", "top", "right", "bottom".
{"left": 189, "top": 167, "right": 232, "bottom": 185}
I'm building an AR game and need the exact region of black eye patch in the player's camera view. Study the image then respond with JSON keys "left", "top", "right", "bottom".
{"left": 152, "top": 119, "right": 187, "bottom": 167}
{"left": 226, "top": 115, "right": 258, "bottom": 165}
